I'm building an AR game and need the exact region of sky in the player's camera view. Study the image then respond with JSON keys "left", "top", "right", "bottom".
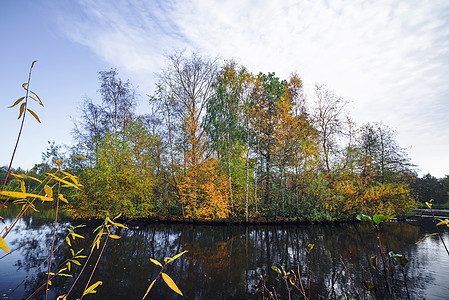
{"left": 1, "top": 0, "right": 448, "bottom": 177}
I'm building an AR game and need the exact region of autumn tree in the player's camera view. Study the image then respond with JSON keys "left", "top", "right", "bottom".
{"left": 153, "top": 52, "right": 225, "bottom": 218}
{"left": 205, "top": 61, "right": 255, "bottom": 215}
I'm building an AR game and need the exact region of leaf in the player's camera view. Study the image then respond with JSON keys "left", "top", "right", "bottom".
{"left": 22, "top": 83, "right": 28, "bottom": 89}
{"left": 9, "top": 97, "right": 25, "bottom": 108}
{"left": 29, "top": 90, "right": 43, "bottom": 106}
{"left": 27, "top": 175, "right": 42, "bottom": 183}
{"left": 437, "top": 219, "right": 449, "bottom": 227}
{"left": 271, "top": 266, "right": 281, "bottom": 274}
{"left": 0, "top": 191, "right": 52, "bottom": 201}
{"left": 109, "top": 235, "right": 121, "bottom": 239}
{"left": 55, "top": 160, "right": 61, "bottom": 167}
{"left": 72, "top": 259, "right": 81, "bottom": 266}
{"left": 60, "top": 171, "right": 79, "bottom": 185}
{"left": 373, "top": 214, "right": 389, "bottom": 225}
{"left": 356, "top": 214, "right": 372, "bottom": 223}
{"left": 0, "top": 236, "right": 10, "bottom": 253}
{"left": 166, "top": 250, "right": 188, "bottom": 263}
{"left": 59, "top": 194, "right": 68, "bottom": 203}
{"left": 46, "top": 173, "right": 80, "bottom": 190}
{"left": 20, "top": 181, "right": 26, "bottom": 193}
{"left": 71, "top": 232, "right": 85, "bottom": 239}
{"left": 415, "top": 233, "right": 438, "bottom": 245}
{"left": 18, "top": 102, "right": 26, "bottom": 119}
{"left": 27, "top": 109, "right": 41, "bottom": 123}
{"left": 65, "top": 236, "right": 71, "bottom": 247}
{"left": 150, "top": 258, "right": 162, "bottom": 267}
{"left": 142, "top": 279, "right": 156, "bottom": 299}
{"left": 44, "top": 185, "right": 53, "bottom": 198}
{"left": 162, "top": 273, "right": 183, "bottom": 296}
{"left": 31, "top": 60, "right": 37, "bottom": 68}
{"left": 83, "top": 281, "right": 102, "bottom": 296}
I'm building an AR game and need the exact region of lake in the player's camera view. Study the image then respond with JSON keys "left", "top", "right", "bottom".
{"left": 1, "top": 207, "right": 449, "bottom": 299}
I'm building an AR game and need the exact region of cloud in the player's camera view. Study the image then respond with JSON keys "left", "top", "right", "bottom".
{"left": 53, "top": 0, "right": 449, "bottom": 176}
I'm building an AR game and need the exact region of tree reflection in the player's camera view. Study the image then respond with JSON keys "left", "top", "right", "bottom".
{"left": 1, "top": 213, "right": 448, "bottom": 299}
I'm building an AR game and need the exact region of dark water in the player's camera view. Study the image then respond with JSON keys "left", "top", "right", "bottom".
{"left": 1, "top": 208, "right": 449, "bottom": 299}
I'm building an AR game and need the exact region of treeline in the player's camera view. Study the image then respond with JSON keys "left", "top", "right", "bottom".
{"left": 36, "top": 52, "right": 423, "bottom": 221}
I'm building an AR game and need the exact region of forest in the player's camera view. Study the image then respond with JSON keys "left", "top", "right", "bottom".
{"left": 3, "top": 52, "right": 446, "bottom": 222}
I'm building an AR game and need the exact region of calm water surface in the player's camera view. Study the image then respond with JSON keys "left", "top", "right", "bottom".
{"left": 1, "top": 208, "right": 448, "bottom": 299}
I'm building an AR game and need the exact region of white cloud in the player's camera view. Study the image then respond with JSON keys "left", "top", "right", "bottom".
{"left": 54, "top": 0, "right": 449, "bottom": 176}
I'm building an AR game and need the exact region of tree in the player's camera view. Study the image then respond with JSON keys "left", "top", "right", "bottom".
{"left": 98, "top": 68, "right": 137, "bottom": 134}
{"left": 205, "top": 61, "right": 254, "bottom": 215}
{"left": 358, "top": 122, "right": 413, "bottom": 183}
{"left": 312, "top": 84, "right": 347, "bottom": 172}
{"left": 153, "top": 52, "right": 219, "bottom": 218}
{"left": 248, "top": 72, "right": 288, "bottom": 206}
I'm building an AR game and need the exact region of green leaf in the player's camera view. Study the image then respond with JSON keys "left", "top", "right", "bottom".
{"left": 356, "top": 214, "right": 372, "bottom": 223}
{"left": 27, "top": 109, "right": 41, "bottom": 123}
{"left": 373, "top": 214, "right": 389, "bottom": 225}
{"left": 0, "top": 236, "right": 10, "bottom": 253}
{"left": 142, "top": 279, "right": 156, "bottom": 299}
{"left": 162, "top": 273, "right": 183, "bottom": 296}
{"left": 271, "top": 266, "right": 281, "bottom": 274}
{"left": 150, "top": 258, "right": 162, "bottom": 267}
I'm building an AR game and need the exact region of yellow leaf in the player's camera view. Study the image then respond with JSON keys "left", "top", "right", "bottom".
{"left": 44, "top": 185, "right": 53, "bottom": 198}
{"left": 48, "top": 280, "right": 52, "bottom": 286}
{"left": 20, "top": 181, "right": 26, "bottom": 193}
{"left": 18, "top": 102, "right": 26, "bottom": 119}
{"left": 150, "top": 258, "right": 162, "bottom": 267}
{"left": 29, "top": 90, "right": 43, "bottom": 106}
{"left": 67, "top": 262, "right": 71, "bottom": 271}
{"left": 0, "top": 191, "right": 52, "bottom": 201}
{"left": 142, "top": 279, "right": 156, "bottom": 299}
{"left": 60, "top": 171, "right": 79, "bottom": 186}
{"left": 66, "top": 236, "right": 71, "bottom": 247}
{"left": 0, "top": 236, "right": 10, "bottom": 253}
{"left": 83, "top": 281, "right": 102, "bottom": 296}
{"left": 415, "top": 233, "right": 438, "bottom": 245}
{"left": 72, "top": 259, "right": 81, "bottom": 266}
{"left": 47, "top": 173, "right": 80, "bottom": 190}
{"left": 167, "top": 250, "right": 188, "bottom": 263}
{"left": 55, "top": 159, "right": 61, "bottom": 166}
{"left": 109, "top": 235, "right": 121, "bottom": 239}
{"left": 27, "top": 175, "right": 42, "bottom": 183}
{"left": 27, "top": 109, "right": 41, "bottom": 123}
{"left": 59, "top": 194, "right": 68, "bottom": 203}
{"left": 162, "top": 273, "right": 183, "bottom": 296}
{"left": 8, "top": 97, "right": 25, "bottom": 108}
{"left": 71, "top": 232, "right": 85, "bottom": 239}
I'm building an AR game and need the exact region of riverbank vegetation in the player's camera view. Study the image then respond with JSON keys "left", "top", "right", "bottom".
{"left": 9, "top": 51, "right": 422, "bottom": 222}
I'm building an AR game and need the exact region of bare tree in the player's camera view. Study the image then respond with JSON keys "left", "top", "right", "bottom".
{"left": 313, "top": 84, "right": 347, "bottom": 172}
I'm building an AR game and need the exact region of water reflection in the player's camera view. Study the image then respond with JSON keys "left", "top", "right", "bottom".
{"left": 1, "top": 209, "right": 448, "bottom": 299}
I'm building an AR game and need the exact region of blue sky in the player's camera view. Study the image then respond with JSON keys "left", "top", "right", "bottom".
{"left": 1, "top": 0, "right": 448, "bottom": 177}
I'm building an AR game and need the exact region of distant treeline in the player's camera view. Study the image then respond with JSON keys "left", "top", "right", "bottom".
{"left": 7, "top": 52, "right": 446, "bottom": 221}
